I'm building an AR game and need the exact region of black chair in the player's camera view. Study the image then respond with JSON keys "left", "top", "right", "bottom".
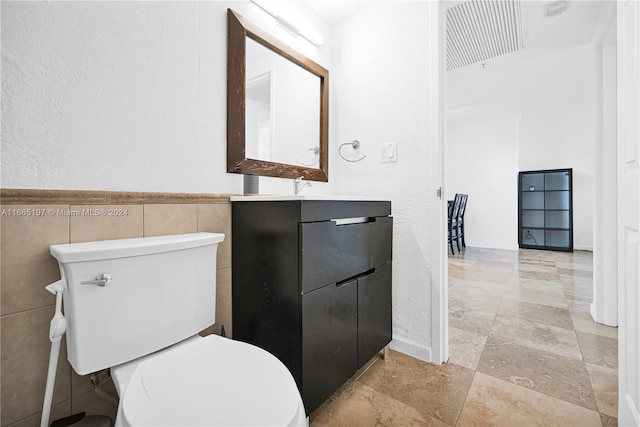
{"left": 448, "top": 194, "right": 463, "bottom": 254}
{"left": 457, "top": 194, "right": 468, "bottom": 249}
{"left": 447, "top": 199, "right": 454, "bottom": 253}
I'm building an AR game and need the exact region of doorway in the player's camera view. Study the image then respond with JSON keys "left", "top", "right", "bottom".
{"left": 437, "top": 0, "right": 635, "bottom": 424}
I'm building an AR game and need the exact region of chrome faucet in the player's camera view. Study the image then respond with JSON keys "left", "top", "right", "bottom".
{"left": 294, "top": 176, "right": 312, "bottom": 195}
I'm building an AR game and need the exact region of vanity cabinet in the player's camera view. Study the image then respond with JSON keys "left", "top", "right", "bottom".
{"left": 231, "top": 198, "right": 392, "bottom": 415}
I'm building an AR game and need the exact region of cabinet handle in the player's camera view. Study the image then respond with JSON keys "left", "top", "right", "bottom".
{"left": 335, "top": 279, "right": 354, "bottom": 288}
{"left": 357, "top": 268, "right": 376, "bottom": 279}
{"left": 335, "top": 268, "right": 376, "bottom": 287}
{"left": 331, "top": 217, "right": 376, "bottom": 226}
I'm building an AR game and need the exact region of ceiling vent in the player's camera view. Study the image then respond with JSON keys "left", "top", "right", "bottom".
{"left": 446, "top": 0, "right": 524, "bottom": 71}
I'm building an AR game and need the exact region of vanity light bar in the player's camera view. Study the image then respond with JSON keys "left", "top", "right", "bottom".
{"left": 250, "top": 0, "right": 325, "bottom": 47}
{"left": 299, "top": 28, "right": 324, "bottom": 48}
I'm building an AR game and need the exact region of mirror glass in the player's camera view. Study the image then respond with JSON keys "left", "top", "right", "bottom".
{"left": 245, "top": 38, "right": 321, "bottom": 167}
{"left": 227, "top": 9, "right": 329, "bottom": 182}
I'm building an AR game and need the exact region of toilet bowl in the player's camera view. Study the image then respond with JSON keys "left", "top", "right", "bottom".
{"left": 49, "top": 233, "right": 307, "bottom": 426}
{"left": 112, "top": 335, "right": 306, "bottom": 427}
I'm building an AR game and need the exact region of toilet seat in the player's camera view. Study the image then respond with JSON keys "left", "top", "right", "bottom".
{"left": 114, "top": 334, "right": 306, "bottom": 427}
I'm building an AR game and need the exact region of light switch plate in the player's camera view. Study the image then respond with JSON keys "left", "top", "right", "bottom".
{"left": 379, "top": 142, "right": 397, "bottom": 163}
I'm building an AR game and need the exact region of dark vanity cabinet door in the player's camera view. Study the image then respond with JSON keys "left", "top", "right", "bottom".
{"left": 302, "top": 279, "right": 358, "bottom": 413}
{"left": 357, "top": 262, "right": 392, "bottom": 368}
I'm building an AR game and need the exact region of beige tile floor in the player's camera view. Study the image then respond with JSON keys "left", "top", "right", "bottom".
{"left": 310, "top": 248, "right": 618, "bottom": 427}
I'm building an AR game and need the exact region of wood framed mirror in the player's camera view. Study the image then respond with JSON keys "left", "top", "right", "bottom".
{"left": 227, "top": 9, "right": 329, "bottom": 182}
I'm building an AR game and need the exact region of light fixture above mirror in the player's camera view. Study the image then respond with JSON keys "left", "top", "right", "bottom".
{"left": 250, "top": 0, "right": 324, "bottom": 46}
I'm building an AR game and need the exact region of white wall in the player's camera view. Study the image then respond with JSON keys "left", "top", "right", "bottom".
{"left": 0, "top": 1, "right": 333, "bottom": 195}
{"left": 446, "top": 45, "right": 596, "bottom": 250}
{"left": 446, "top": 113, "right": 519, "bottom": 250}
{"left": 518, "top": 110, "right": 595, "bottom": 250}
{"left": 592, "top": 10, "right": 618, "bottom": 326}
{"left": 331, "top": 2, "right": 435, "bottom": 361}
{"left": 2, "top": 1, "right": 440, "bottom": 362}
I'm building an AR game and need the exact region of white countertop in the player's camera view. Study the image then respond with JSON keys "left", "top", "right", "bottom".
{"left": 230, "top": 195, "right": 391, "bottom": 202}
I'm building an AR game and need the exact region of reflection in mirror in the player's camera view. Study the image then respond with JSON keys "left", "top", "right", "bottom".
{"left": 245, "top": 68, "right": 273, "bottom": 162}
{"left": 245, "top": 38, "right": 320, "bottom": 168}
{"left": 227, "top": 9, "right": 329, "bottom": 182}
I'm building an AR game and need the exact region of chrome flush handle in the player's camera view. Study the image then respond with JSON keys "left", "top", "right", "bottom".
{"left": 81, "top": 273, "right": 112, "bottom": 287}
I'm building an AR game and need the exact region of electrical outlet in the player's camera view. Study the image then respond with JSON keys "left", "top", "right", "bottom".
{"left": 379, "top": 142, "right": 397, "bottom": 163}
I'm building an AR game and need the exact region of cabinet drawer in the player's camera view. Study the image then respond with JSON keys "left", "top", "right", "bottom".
{"left": 300, "top": 216, "right": 393, "bottom": 294}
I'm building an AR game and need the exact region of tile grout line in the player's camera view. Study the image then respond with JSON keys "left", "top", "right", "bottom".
{"left": 452, "top": 369, "right": 478, "bottom": 427}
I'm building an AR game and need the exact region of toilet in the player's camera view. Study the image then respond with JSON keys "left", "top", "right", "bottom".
{"left": 50, "top": 232, "right": 306, "bottom": 427}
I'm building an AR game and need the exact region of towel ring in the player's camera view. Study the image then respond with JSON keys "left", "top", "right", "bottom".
{"left": 338, "top": 140, "right": 367, "bottom": 163}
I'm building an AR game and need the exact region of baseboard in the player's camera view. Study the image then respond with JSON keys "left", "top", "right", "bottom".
{"left": 466, "top": 243, "right": 520, "bottom": 251}
{"left": 465, "top": 243, "right": 593, "bottom": 252}
{"left": 590, "top": 302, "right": 598, "bottom": 323}
{"left": 389, "top": 337, "right": 432, "bottom": 363}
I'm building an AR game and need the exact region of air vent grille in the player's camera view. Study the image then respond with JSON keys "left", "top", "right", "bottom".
{"left": 446, "top": 0, "right": 524, "bottom": 70}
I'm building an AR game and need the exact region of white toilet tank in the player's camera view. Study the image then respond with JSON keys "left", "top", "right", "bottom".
{"left": 50, "top": 232, "right": 224, "bottom": 375}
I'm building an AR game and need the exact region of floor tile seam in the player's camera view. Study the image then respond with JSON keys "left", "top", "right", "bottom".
{"left": 492, "top": 312, "right": 583, "bottom": 336}
{"left": 481, "top": 333, "right": 587, "bottom": 371}
{"left": 571, "top": 325, "right": 619, "bottom": 341}
{"left": 478, "top": 306, "right": 500, "bottom": 336}
{"left": 593, "top": 397, "right": 621, "bottom": 420}
{"left": 584, "top": 361, "right": 619, "bottom": 375}
{"left": 574, "top": 330, "right": 619, "bottom": 371}
{"left": 579, "top": 359, "right": 607, "bottom": 418}
{"left": 312, "top": 361, "right": 373, "bottom": 419}
{"left": 456, "top": 278, "right": 501, "bottom": 336}
{"left": 452, "top": 275, "right": 517, "bottom": 284}
{"left": 558, "top": 271, "right": 595, "bottom": 276}
{"left": 469, "top": 371, "right": 603, "bottom": 423}
{"left": 354, "top": 372, "right": 456, "bottom": 427}
{"left": 343, "top": 381, "right": 416, "bottom": 424}
{"left": 473, "top": 364, "right": 600, "bottom": 414}
{"left": 567, "top": 311, "right": 578, "bottom": 331}
{"left": 476, "top": 337, "right": 602, "bottom": 412}
{"left": 452, "top": 369, "right": 479, "bottom": 427}
{"left": 558, "top": 272, "right": 595, "bottom": 278}
{"left": 588, "top": 382, "right": 609, "bottom": 419}
{"left": 495, "top": 303, "right": 576, "bottom": 332}
{"left": 488, "top": 314, "right": 584, "bottom": 361}
{"left": 451, "top": 312, "right": 498, "bottom": 427}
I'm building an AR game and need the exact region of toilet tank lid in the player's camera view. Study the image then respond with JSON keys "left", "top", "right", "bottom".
{"left": 50, "top": 232, "right": 224, "bottom": 263}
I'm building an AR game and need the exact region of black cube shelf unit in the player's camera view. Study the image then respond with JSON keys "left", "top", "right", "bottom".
{"left": 518, "top": 168, "right": 573, "bottom": 252}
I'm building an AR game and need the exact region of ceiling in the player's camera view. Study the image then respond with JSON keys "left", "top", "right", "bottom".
{"left": 302, "top": 0, "right": 369, "bottom": 25}
{"left": 303, "top": 0, "right": 607, "bottom": 69}
{"left": 520, "top": 1, "right": 606, "bottom": 51}
{"left": 446, "top": 0, "right": 608, "bottom": 73}
{"left": 445, "top": 1, "right": 612, "bottom": 116}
